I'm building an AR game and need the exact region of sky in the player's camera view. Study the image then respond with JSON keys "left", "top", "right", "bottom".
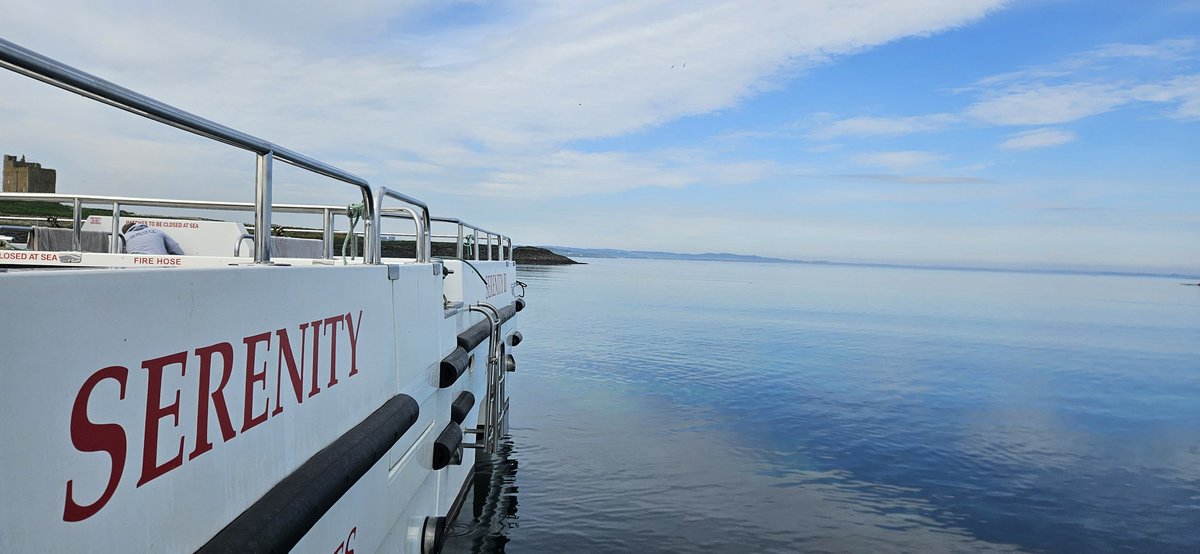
{"left": 1, "top": 0, "right": 1197, "bottom": 273}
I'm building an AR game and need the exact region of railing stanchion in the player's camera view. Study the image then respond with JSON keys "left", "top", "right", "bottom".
{"left": 71, "top": 198, "right": 83, "bottom": 251}
{"left": 254, "top": 151, "right": 273, "bottom": 264}
{"left": 456, "top": 224, "right": 464, "bottom": 259}
{"left": 374, "top": 187, "right": 430, "bottom": 264}
{"left": 109, "top": 203, "right": 122, "bottom": 253}
{"left": 322, "top": 208, "right": 334, "bottom": 259}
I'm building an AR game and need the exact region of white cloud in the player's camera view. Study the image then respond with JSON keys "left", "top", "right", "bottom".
{"left": 961, "top": 42, "right": 1200, "bottom": 126}
{"left": 0, "top": 0, "right": 1006, "bottom": 203}
{"left": 470, "top": 149, "right": 779, "bottom": 198}
{"left": 4, "top": 2, "right": 1193, "bottom": 272}
{"left": 854, "top": 151, "right": 947, "bottom": 170}
{"left": 999, "top": 128, "right": 1076, "bottom": 150}
{"left": 965, "top": 83, "right": 1130, "bottom": 126}
{"left": 967, "top": 38, "right": 1198, "bottom": 89}
{"left": 835, "top": 174, "right": 994, "bottom": 185}
{"left": 1132, "top": 74, "right": 1200, "bottom": 120}
{"left": 1086, "top": 38, "right": 1198, "bottom": 61}
{"left": 808, "top": 39, "right": 1200, "bottom": 144}
{"left": 810, "top": 114, "right": 957, "bottom": 139}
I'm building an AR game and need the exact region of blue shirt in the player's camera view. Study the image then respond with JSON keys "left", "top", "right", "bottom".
{"left": 122, "top": 224, "right": 184, "bottom": 255}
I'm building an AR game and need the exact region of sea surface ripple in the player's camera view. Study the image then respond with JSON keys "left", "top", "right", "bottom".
{"left": 446, "top": 259, "right": 1200, "bottom": 553}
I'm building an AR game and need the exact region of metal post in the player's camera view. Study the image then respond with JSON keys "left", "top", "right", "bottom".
{"left": 363, "top": 188, "right": 375, "bottom": 264}
{"left": 254, "top": 151, "right": 272, "bottom": 263}
{"left": 418, "top": 218, "right": 428, "bottom": 263}
{"left": 422, "top": 217, "right": 431, "bottom": 265}
{"left": 109, "top": 202, "right": 121, "bottom": 253}
{"left": 473, "top": 229, "right": 480, "bottom": 261}
{"left": 71, "top": 197, "right": 82, "bottom": 251}
{"left": 468, "top": 302, "right": 503, "bottom": 454}
{"left": 363, "top": 219, "right": 372, "bottom": 264}
{"left": 456, "top": 224, "right": 464, "bottom": 259}
{"left": 322, "top": 208, "right": 334, "bottom": 259}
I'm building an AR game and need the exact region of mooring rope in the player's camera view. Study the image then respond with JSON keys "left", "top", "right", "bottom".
{"left": 341, "top": 202, "right": 364, "bottom": 263}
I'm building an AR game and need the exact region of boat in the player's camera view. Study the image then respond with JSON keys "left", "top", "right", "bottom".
{"left": 0, "top": 38, "right": 525, "bottom": 553}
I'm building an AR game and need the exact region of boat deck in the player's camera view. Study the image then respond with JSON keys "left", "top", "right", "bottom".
{"left": 1, "top": 38, "right": 525, "bottom": 554}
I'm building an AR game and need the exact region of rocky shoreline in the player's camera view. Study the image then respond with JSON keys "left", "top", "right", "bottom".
{"left": 512, "top": 246, "right": 581, "bottom": 265}
{"left": 374, "top": 241, "right": 579, "bottom": 265}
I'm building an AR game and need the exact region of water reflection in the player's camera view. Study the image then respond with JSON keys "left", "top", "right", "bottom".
{"left": 444, "top": 438, "right": 520, "bottom": 553}
{"left": 444, "top": 259, "right": 1200, "bottom": 552}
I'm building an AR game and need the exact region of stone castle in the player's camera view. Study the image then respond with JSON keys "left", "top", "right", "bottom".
{"left": 2, "top": 154, "right": 56, "bottom": 193}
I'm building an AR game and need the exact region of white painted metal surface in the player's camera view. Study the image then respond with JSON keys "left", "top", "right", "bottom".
{"left": 81, "top": 215, "right": 248, "bottom": 257}
{"left": 0, "top": 261, "right": 517, "bottom": 552}
{"left": 0, "top": 38, "right": 522, "bottom": 553}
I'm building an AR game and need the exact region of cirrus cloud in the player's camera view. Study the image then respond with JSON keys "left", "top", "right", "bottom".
{"left": 854, "top": 150, "right": 947, "bottom": 170}
{"left": 999, "top": 128, "right": 1076, "bottom": 150}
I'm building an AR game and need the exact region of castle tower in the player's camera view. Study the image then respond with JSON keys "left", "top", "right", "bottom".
{"left": 3, "top": 154, "right": 57, "bottom": 193}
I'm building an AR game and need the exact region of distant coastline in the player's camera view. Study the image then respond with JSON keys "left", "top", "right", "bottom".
{"left": 513, "top": 246, "right": 581, "bottom": 265}
{"left": 541, "top": 245, "right": 1200, "bottom": 281}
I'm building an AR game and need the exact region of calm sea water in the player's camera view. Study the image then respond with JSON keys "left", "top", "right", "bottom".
{"left": 445, "top": 259, "right": 1200, "bottom": 553}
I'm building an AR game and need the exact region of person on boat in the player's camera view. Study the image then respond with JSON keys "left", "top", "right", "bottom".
{"left": 121, "top": 221, "right": 184, "bottom": 255}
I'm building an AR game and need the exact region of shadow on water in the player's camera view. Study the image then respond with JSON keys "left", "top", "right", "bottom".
{"left": 444, "top": 437, "right": 520, "bottom": 554}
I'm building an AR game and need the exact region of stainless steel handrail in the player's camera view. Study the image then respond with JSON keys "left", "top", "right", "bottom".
{"left": 429, "top": 216, "right": 511, "bottom": 262}
{"left": 467, "top": 303, "right": 505, "bottom": 454}
{"left": 0, "top": 192, "right": 349, "bottom": 214}
{"left": 382, "top": 215, "right": 512, "bottom": 262}
{"left": 380, "top": 206, "right": 425, "bottom": 262}
{"left": 1, "top": 39, "right": 516, "bottom": 268}
{"left": 373, "top": 188, "right": 430, "bottom": 264}
{"left": 0, "top": 38, "right": 375, "bottom": 263}
{"left": 380, "top": 233, "right": 461, "bottom": 240}
{"left": 234, "top": 234, "right": 254, "bottom": 257}
{"left": 0, "top": 193, "right": 349, "bottom": 258}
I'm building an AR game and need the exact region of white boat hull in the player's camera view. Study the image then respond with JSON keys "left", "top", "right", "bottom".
{"left": 0, "top": 259, "right": 519, "bottom": 552}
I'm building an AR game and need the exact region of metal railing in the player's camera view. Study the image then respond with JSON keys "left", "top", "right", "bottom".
{"left": 374, "top": 187, "right": 430, "bottom": 264}
{"left": 0, "top": 38, "right": 514, "bottom": 267}
{"left": 374, "top": 216, "right": 512, "bottom": 262}
{"left": 0, "top": 38, "right": 373, "bottom": 264}
{"left": 431, "top": 217, "right": 512, "bottom": 262}
{"left": 0, "top": 192, "right": 349, "bottom": 257}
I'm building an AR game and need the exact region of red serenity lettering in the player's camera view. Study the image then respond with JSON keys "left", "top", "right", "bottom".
{"left": 272, "top": 326, "right": 307, "bottom": 417}
{"left": 190, "top": 342, "right": 236, "bottom": 460}
{"left": 137, "top": 351, "right": 188, "bottom": 486}
{"left": 62, "top": 310, "right": 365, "bottom": 521}
{"left": 242, "top": 332, "right": 271, "bottom": 432}
{"left": 333, "top": 526, "right": 357, "bottom": 554}
{"left": 63, "top": 366, "right": 128, "bottom": 522}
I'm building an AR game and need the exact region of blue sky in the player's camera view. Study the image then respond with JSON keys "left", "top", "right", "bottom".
{"left": 1, "top": 0, "right": 1197, "bottom": 272}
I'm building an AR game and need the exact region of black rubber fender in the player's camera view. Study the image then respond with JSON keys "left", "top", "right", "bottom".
{"left": 457, "top": 319, "right": 491, "bottom": 352}
{"left": 439, "top": 347, "right": 469, "bottom": 388}
{"left": 432, "top": 422, "right": 463, "bottom": 470}
{"left": 497, "top": 305, "right": 516, "bottom": 324}
{"left": 198, "top": 394, "right": 420, "bottom": 553}
{"left": 451, "top": 391, "right": 475, "bottom": 425}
